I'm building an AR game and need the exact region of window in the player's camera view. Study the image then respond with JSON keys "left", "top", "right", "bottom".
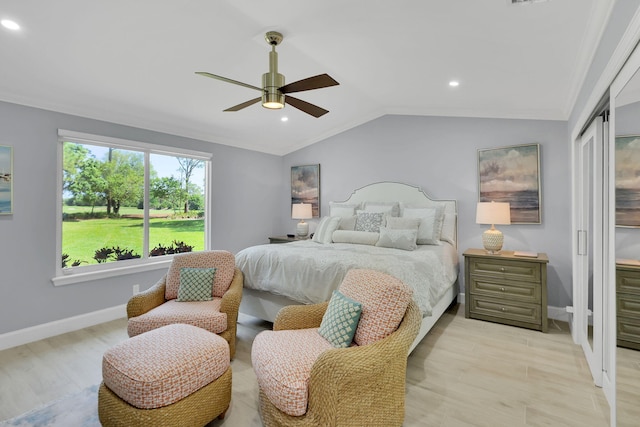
{"left": 56, "top": 130, "right": 211, "bottom": 281}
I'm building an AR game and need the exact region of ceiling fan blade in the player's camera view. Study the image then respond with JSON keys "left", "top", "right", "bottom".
{"left": 280, "top": 74, "right": 339, "bottom": 94}
{"left": 224, "top": 97, "right": 262, "bottom": 112}
{"left": 285, "top": 95, "right": 329, "bottom": 118}
{"left": 195, "top": 72, "right": 264, "bottom": 92}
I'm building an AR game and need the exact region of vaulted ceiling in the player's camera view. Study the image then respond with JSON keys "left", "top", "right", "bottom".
{"left": 0, "top": 1, "right": 614, "bottom": 155}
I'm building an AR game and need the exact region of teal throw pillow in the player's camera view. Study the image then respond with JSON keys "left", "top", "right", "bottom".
{"left": 177, "top": 267, "right": 216, "bottom": 301}
{"left": 319, "top": 290, "right": 363, "bottom": 348}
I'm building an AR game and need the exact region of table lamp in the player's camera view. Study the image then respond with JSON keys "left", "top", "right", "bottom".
{"left": 476, "top": 201, "right": 511, "bottom": 253}
{"left": 292, "top": 203, "right": 313, "bottom": 238}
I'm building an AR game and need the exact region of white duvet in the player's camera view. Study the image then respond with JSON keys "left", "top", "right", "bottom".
{"left": 235, "top": 241, "right": 459, "bottom": 316}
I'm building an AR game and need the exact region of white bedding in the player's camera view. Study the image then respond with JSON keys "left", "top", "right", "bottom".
{"left": 236, "top": 241, "right": 459, "bottom": 316}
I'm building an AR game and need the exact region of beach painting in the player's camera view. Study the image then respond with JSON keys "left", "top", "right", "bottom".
{"left": 291, "top": 164, "right": 320, "bottom": 217}
{"left": 478, "top": 143, "right": 541, "bottom": 224}
{"left": 0, "top": 145, "right": 12, "bottom": 215}
{"left": 616, "top": 135, "right": 640, "bottom": 227}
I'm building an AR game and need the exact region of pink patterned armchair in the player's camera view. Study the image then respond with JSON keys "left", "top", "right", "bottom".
{"left": 126, "top": 250, "right": 243, "bottom": 358}
{"left": 251, "top": 269, "right": 421, "bottom": 426}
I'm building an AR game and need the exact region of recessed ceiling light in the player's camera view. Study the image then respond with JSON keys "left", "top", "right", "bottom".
{"left": 449, "top": 81, "right": 459, "bottom": 87}
{"left": 1, "top": 19, "right": 20, "bottom": 31}
{"left": 281, "top": 117, "right": 288, "bottom": 122}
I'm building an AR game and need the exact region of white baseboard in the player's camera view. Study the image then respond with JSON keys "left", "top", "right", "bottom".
{"left": 0, "top": 304, "right": 127, "bottom": 351}
{"left": 457, "top": 293, "right": 569, "bottom": 322}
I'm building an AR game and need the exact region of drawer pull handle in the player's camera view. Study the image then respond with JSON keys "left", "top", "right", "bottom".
{"left": 500, "top": 267, "right": 505, "bottom": 272}
{"left": 501, "top": 307, "right": 506, "bottom": 311}
{"left": 500, "top": 287, "right": 505, "bottom": 292}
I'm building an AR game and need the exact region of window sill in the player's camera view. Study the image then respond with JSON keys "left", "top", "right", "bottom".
{"left": 52, "top": 258, "right": 173, "bottom": 286}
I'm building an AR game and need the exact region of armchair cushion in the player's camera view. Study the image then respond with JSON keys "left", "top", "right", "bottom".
{"left": 252, "top": 328, "right": 334, "bottom": 417}
{"left": 318, "top": 290, "right": 362, "bottom": 348}
{"left": 166, "top": 251, "right": 235, "bottom": 300}
{"left": 339, "top": 269, "right": 413, "bottom": 346}
{"left": 127, "top": 299, "right": 227, "bottom": 337}
{"left": 176, "top": 267, "right": 216, "bottom": 302}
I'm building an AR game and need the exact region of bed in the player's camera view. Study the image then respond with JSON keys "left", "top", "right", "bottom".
{"left": 237, "top": 182, "right": 459, "bottom": 352}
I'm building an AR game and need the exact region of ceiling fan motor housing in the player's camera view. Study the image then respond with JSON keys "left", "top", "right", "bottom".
{"left": 262, "top": 71, "right": 284, "bottom": 109}
{"left": 262, "top": 45, "right": 285, "bottom": 109}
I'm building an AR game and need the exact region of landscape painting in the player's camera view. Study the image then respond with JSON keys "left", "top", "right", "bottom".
{"left": 291, "top": 164, "right": 320, "bottom": 217}
{"left": 478, "top": 143, "right": 541, "bottom": 224}
{"left": 0, "top": 145, "right": 12, "bottom": 215}
{"left": 616, "top": 135, "right": 640, "bottom": 227}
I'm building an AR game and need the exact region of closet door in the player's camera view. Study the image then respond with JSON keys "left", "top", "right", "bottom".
{"left": 575, "top": 116, "right": 604, "bottom": 386}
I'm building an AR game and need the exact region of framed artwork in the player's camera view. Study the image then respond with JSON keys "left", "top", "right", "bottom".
{"left": 0, "top": 145, "right": 12, "bottom": 215}
{"left": 478, "top": 143, "right": 541, "bottom": 224}
{"left": 615, "top": 135, "right": 640, "bottom": 227}
{"left": 291, "top": 164, "right": 320, "bottom": 217}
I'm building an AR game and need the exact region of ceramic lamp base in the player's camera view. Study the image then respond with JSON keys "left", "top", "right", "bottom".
{"left": 296, "top": 221, "right": 309, "bottom": 238}
{"left": 482, "top": 228, "right": 504, "bottom": 254}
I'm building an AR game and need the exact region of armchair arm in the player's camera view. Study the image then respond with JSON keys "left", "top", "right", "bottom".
{"left": 220, "top": 268, "right": 243, "bottom": 318}
{"left": 305, "top": 301, "right": 422, "bottom": 426}
{"left": 126, "top": 275, "right": 167, "bottom": 319}
{"left": 274, "top": 301, "right": 329, "bottom": 331}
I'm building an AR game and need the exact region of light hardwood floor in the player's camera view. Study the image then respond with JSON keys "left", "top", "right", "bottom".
{"left": 0, "top": 304, "right": 625, "bottom": 426}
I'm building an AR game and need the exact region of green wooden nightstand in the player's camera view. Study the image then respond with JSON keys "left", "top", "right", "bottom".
{"left": 268, "top": 235, "right": 308, "bottom": 244}
{"left": 616, "top": 261, "right": 640, "bottom": 350}
{"left": 464, "top": 248, "right": 549, "bottom": 332}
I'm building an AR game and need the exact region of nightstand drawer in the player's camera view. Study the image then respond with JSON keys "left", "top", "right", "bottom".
{"left": 468, "top": 258, "right": 541, "bottom": 282}
{"left": 617, "top": 316, "right": 640, "bottom": 345}
{"left": 617, "top": 269, "right": 640, "bottom": 295}
{"left": 469, "top": 277, "right": 540, "bottom": 304}
{"left": 618, "top": 293, "right": 640, "bottom": 319}
{"left": 469, "top": 295, "right": 541, "bottom": 324}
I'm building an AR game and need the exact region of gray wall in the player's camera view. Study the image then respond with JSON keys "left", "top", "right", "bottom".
{"left": 0, "top": 100, "right": 282, "bottom": 334}
{"left": 282, "top": 115, "right": 572, "bottom": 308}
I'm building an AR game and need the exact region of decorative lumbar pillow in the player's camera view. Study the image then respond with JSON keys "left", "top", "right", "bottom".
{"left": 318, "top": 290, "right": 363, "bottom": 348}
{"left": 312, "top": 216, "right": 341, "bottom": 244}
{"left": 355, "top": 211, "right": 385, "bottom": 233}
{"left": 375, "top": 227, "right": 418, "bottom": 251}
{"left": 331, "top": 230, "right": 379, "bottom": 245}
{"left": 363, "top": 201, "right": 400, "bottom": 217}
{"left": 385, "top": 216, "right": 421, "bottom": 230}
{"left": 402, "top": 206, "right": 445, "bottom": 245}
{"left": 176, "top": 267, "right": 216, "bottom": 301}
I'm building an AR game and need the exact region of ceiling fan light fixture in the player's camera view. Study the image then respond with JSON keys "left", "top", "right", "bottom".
{"left": 262, "top": 99, "right": 284, "bottom": 109}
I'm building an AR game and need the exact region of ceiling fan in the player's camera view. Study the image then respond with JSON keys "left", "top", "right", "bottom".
{"left": 196, "top": 31, "right": 339, "bottom": 118}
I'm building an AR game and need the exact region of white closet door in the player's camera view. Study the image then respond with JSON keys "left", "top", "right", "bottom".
{"left": 575, "top": 116, "right": 604, "bottom": 387}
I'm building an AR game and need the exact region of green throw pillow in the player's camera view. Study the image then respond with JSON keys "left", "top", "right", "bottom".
{"left": 176, "top": 267, "right": 216, "bottom": 301}
{"left": 318, "top": 290, "right": 363, "bottom": 348}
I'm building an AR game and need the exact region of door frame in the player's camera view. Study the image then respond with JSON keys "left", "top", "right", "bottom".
{"left": 572, "top": 117, "right": 605, "bottom": 387}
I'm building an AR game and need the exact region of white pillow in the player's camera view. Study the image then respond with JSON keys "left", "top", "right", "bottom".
{"left": 440, "top": 212, "right": 457, "bottom": 246}
{"left": 402, "top": 206, "right": 444, "bottom": 245}
{"left": 312, "top": 216, "right": 341, "bottom": 244}
{"left": 355, "top": 211, "right": 385, "bottom": 233}
{"left": 329, "top": 202, "right": 360, "bottom": 218}
{"left": 386, "top": 216, "right": 421, "bottom": 230}
{"left": 331, "top": 230, "right": 380, "bottom": 246}
{"left": 375, "top": 227, "right": 418, "bottom": 251}
{"left": 338, "top": 215, "right": 357, "bottom": 231}
{"left": 363, "top": 201, "right": 400, "bottom": 217}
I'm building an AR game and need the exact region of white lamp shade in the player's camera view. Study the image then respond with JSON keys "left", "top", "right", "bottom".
{"left": 292, "top": 203, "right": 313, "bottom": 219}
{"left": 476, "top": 202, "right": 511, "bottom": 225}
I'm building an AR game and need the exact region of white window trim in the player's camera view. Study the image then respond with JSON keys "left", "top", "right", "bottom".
{"left": 53, "top": 129, "right": 212, "bottom": 286}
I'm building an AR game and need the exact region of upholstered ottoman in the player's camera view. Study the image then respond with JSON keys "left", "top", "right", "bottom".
{"left": 98, "top": 323, "right": 231, "bottom": 427}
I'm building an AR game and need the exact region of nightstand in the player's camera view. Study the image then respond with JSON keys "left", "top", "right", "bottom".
{"left": 464, "top": 248, "right": 549, "bottom": 332}
{"left": 268, "top": 235, "right": 306, "bottom": 244}
{"left": 616, "top": 261, "right": 640, "bottom": 350}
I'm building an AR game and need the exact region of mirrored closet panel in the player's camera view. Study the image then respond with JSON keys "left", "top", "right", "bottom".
{"left": 612, "top": 59, "right": 640, "bottom": 427}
